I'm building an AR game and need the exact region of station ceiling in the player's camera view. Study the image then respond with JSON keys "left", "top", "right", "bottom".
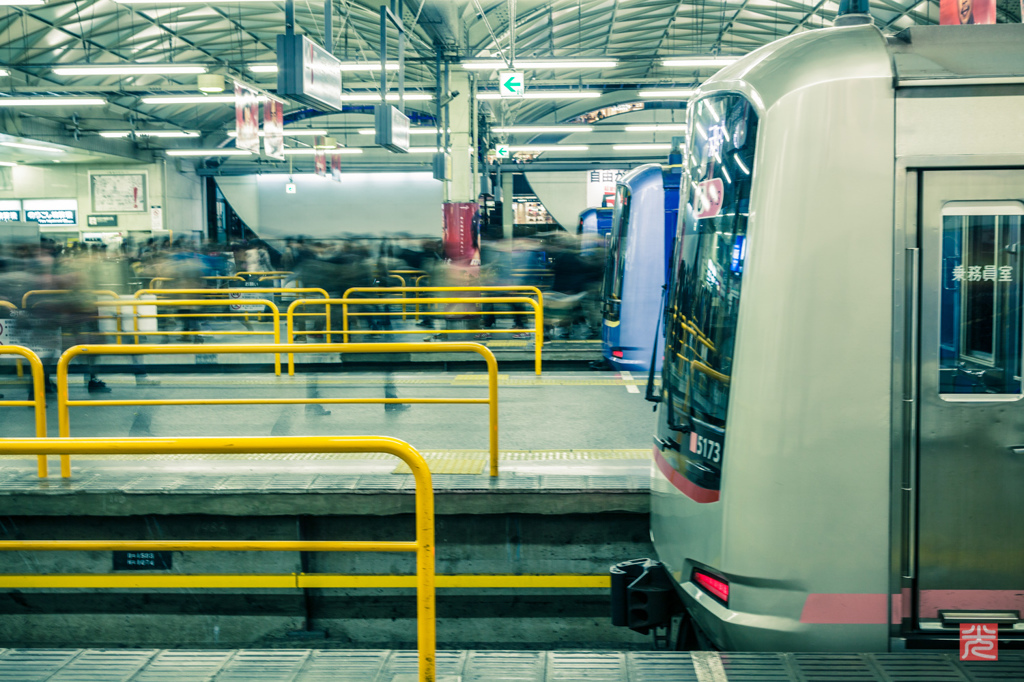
{"left": 0, "top": 0, "right": 1019, "bottom": 168}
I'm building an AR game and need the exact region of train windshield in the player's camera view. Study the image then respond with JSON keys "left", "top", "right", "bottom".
{"left": 602, "top": 185, "right": 631, "bottom": 318}
{"left": 664, "top": 93, "right": 758, "bottom": 437}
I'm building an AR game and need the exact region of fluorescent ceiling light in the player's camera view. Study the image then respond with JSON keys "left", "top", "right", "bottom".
{"left": 357, "top": 128, "right": 446, "bottom": 135}
{"left": 282, "top": 148, "right": 364, "bottom": 155}
{"left": 462, "top": 60, "right": 616, "bottom": 70}
{"left": 54, "top": 65, "right": 207, "bottom": 76}
{"left": 115, "top": 0, "right": 280, "bottom": 3}
{"left": 339, "top": 93, "right": 433, "bottom": 102}
{"left": 228, "top": 129, "right": 328, "bottom": 137}
{"left": 142, "top": 95, "right": 267, "bottom": 104}
{"left": 100, "top": 130, "right": 200, "bottom": 138}
{"left": 407, "top": 147, "right": 445, "bottom": 153}
{"left": 508, "top": 145, "right": 589, "bottom": 152}
{"left": 492, "top": 125, "right": 593, "bottom": 133}
{"left": 0, "top": 1, "right": 45, "bottom": 5}
{"left": 639, "top": 89, "right": 695, "bottom": 98}
{"left": 0, "top": 161, "right": 18, "bottom": 167}
{"left": 247, "top": 63, "right": 399, "bottom": 74}
{"left": 662, "top": 57, "right": 740, "bottom": 68}
{"left": 625, "top": 124, "right": 688, "bottom": 132}
{"left": 613, "top": 144, "right": 672, "bottom": 151}
{"left": 477, "top": 91, "right": 601, "bottom": 100}
{"left": 0, "top": 97, "right": 106, "bottom": 106}
{"left": 165, "top": 149, "right": 252, "bottom": 157}
{"left": 0, "top": 141, "right": 64, "bottom": 153}
{"left": 0, "top": 70, "right": 8, "bottom": 77}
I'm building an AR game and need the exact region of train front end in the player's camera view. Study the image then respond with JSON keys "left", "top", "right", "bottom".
{"left": 643, "top": 24, "right": 899, "bottom": 652}
{"left": 601, "top": 165, "right": 669, "bottom": 371}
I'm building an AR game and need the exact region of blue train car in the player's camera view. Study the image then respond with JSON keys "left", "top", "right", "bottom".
{"left": 600, "top": 163, "right": 681, "bottom": 371}
{"left": 577, "top": 207, "right": 614, "bottom": 257}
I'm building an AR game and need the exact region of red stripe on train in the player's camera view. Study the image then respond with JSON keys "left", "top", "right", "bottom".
{"left": 653, "top": 445, "right": 720, "bottom": 504}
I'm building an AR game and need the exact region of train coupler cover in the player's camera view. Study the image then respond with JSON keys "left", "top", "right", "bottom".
{"left": 610, "top": 558, "right": 684, "bottom": 634}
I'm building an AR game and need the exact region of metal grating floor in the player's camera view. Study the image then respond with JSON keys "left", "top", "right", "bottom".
{"left": 0, "top": 649, "right": 1021, "bottom": 681}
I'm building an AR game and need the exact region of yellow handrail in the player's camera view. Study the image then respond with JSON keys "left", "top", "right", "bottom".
{"left": 21, "top": 289, "right": 120, "bottom": 309}
{"left": 148, "top": 277, "right": 173, "bottom": 289}
{"left": 0, "top": 435, "right": 437, "bottom": 682}
{"left": 55, "top": 341, "right": 500, "bottom": 478}
{"left": 202, "top": 276, "right": 246, "bottom": 285}
{"left": 0, "top": 346, "right": 48, "bottom": 477}
{"left": 94, "top": 299, "right": 282, "bottom": 374}
{"left": 345, "top": 285, "right": 543, "bottom": 326}
{"left": 235, "top": 266, "right": 292, "bottom": 274}
{"left": 288, "top": 296, "right": 543, "bottom": 375}
{"left": 133, "top": 287, "right": 329, "bottom": 300}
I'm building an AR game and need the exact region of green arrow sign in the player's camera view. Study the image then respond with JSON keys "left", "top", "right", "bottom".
{"left": 498, "top": 70, "right": 525, "bottom": 98}
{"left": 496, "top": 146, "right": 510, "bottom": 159}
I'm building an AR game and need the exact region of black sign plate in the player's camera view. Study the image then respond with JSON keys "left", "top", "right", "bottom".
{"left": 113, "top": 551, "right": 173, "bottom": 570}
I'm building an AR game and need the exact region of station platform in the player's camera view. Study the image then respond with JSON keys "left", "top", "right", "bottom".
{"left": 0, "top": 369, "right": 656, "bottom": 650}
{"left": 3, "top": 648, "right": 1023, "bottom": 681}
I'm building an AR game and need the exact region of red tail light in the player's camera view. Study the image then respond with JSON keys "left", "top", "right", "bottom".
{"left": 612, "top": 349, "right": 624, "bottom": 358}
{"left": 692, "top": 568, "right": 729, "bottom": 605}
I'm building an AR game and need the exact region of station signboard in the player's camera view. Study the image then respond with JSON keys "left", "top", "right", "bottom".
{"left": 276, "top": 33, "right": 343, "bottom": 112}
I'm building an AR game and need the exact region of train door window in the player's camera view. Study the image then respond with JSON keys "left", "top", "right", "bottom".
{"left": 939, "top": 202, "right": 1023, "bottom": 396}
{"left": 602, "top": 186, "right": 631, "bottom": 317}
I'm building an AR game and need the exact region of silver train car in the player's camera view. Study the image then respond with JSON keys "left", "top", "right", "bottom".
{"left": 622, "top": 23, "right": 1024, "bottom": 651}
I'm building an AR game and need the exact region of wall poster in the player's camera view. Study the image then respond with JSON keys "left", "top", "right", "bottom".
{"left": 939, "top": 0, "right": 995, "bottom": 24}
{"left": 90, "top": 172, "right": 147, "bottom": 213}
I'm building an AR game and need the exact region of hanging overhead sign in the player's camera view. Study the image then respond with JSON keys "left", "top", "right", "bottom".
{"left": 375, "top": 104, "right": 410, "bottom": 153}
{"left": 234, "top": 81, "right": 260, "bottom": 154}
{"left": 263, "top": 97, "right": 285, "bottom": 160}
{"left": 495, "top": 146, "right": 510, "bottom": 160}
{"left": 499, "top": 71, "right": 524, "bottom": 98}
{"left": 277, "top": 34, "right": 343, "bottom": 112}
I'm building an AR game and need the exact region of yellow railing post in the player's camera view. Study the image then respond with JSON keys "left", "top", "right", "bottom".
{"left": 0, "top": 346, "right": 48, "bottom": 477}
{"left": 0, "top": 435, "right": 436, "bottom": 682}
{"left": 55, "top": 342, "right": 499, "bottom": 479}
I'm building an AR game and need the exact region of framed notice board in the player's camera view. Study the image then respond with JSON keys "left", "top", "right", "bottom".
{"left": 90, "top": 172, "right": 148, "bottom": 213}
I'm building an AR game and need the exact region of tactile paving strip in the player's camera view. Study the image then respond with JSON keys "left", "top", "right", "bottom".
{"left": 1, "top": 449, "right": 650, "bottom": 462}
{"left": 391, "top": 458, "right": 486, "bottom": 475}
{"left": 4, "top": 650, "right": 1022, "bottom": 681}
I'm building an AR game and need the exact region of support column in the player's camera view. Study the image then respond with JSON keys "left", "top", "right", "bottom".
{"left": 447, "top": 70, "right": 475, "bottom": 202}
{"left": 502, "top": 171, "right": 515, "bottom": 239}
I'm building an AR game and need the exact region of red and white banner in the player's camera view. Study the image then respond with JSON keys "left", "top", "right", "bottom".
{"left": 940, "top": 0, "right": 995, "bottom": 24}
{"left": 313, "top": 135, "right": 327, "bottom": 176}
{"left": 331, "top": 150, "right": 342, "bottom": 182}
{"left": 263, "top": 97, "right": 285, "bottom": 160}
{"left": 234, "top": 81, "right": 260, "bottom": 154}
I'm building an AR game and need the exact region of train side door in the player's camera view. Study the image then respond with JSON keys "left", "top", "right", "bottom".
{"left": 916, "top": 170, "right": 1024, "bottom": 637}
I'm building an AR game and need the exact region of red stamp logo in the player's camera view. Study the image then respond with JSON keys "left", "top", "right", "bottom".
{"left": 960, "top": 623, "right": 998, "bottom": 661}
